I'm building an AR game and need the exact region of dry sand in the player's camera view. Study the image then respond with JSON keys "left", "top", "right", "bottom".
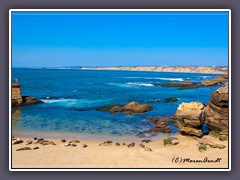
{"left": 11, "top": 134, "right": 228, "bottom": 169}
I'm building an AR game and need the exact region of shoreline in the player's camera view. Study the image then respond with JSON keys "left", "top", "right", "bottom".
{"left": 13, "top": 66, "right": 227, "bottom": 74}
{"left": 12, "top": 134, "right": 228, "bottom": 168}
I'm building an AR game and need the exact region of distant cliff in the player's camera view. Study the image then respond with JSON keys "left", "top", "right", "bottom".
{"left": 79, "top": 66, "right": 227, "bottom": 74}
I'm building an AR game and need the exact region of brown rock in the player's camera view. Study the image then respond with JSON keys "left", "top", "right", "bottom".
{"left": 22, "top": 96, "right": 43, "bottom": 105}
{"left": 16, "top": 147, "right": 32, "bottom": 151}
{"left": 178, "top": 123, "right": 202, "bottom": 137}
{"left": 175, "top": 102, "right": 205, "bottom": 128}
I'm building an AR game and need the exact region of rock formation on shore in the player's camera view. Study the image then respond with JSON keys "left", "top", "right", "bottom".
{"left": 204, "top": 85, "right": 229, "bottom": 135}
{"left": 175, "top": 102, "right": 205, "bottom": 137}
{"left": 174, "top": 84, "right": 229, "bottom": 138}
{"left": 12, "top": 82, "right": 43, "bottom": 107}
{"left": 97, "top": 101, "right": 153, "bottom": 114}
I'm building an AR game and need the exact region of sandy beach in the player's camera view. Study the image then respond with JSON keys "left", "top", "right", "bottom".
{"left": 11, "top": 134, "right": 228, "bottom": 169}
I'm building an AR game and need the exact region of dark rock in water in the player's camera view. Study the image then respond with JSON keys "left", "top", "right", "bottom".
{"left": 96, "top": 104, "right": 117, "bottom": 111}
{"left": 178, "top": 84, "right": 200, "bottom": 90}
{"left": 127, "top": 142, "right": 135, "bottom": 148}
{"left": 141, "top": 139, "right": 152, "bottom": 143}
{"left": 164, "top": 97, "right": 178, "bottom": 103}
{"left": 98, "top": 101, "right": 153, "bottom": 114}
{"left": 116, "top": 142, "right": 121, "bottom": 146}
{"left": 26, "top": 140, "right": 33, "bottom": 145}
{"left": 108, "top": 106, "right": 123, "bottom": 113}
{"left": 16, "top": 147, "right": 32, "bottom": 151}
{"left": 122, "top": 101, "right": 153, "bottom": 113}
{"left": 82, "top": 144, "right": 88, "bottom": 148}
{"left": 22, "top": 96, "right": 43, "bottom": 105}
{"left": 139, "top": 143, "right": 145, "bottom": 148}
{"left": 152, "top": 83, "right": 161, "bottom": 86}
{"left": 61, "top": 139, "right": 66, "bottom": 143}
{"left": 162, "top": 82, "right": 194, "bottom": 87}
{"left": 13, "top": 139, "right": 23, "bottom": 145}
{"left": 145, "top": 147, "right": 153, "bottom": 151}
{"left": 33, "top": 147, "right": 39, "bottom": 150}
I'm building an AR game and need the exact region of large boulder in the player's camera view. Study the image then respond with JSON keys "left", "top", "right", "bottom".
{"left": 97, "top": 101, "right": 153, "bottom": 114}
{"left": 121, "top": 101, "right": 153, "bottom": 113}
{"left": 204, "top": 85, "right": 228, "bottom": 133}
{"left": 175, "top": 102, "right": 205, "bottom": 128}
{"left": 22, "top": 96, "right": 43, "bottom": 105}
{"left": 177, "top": 123, "right": 202, "bottom": 137}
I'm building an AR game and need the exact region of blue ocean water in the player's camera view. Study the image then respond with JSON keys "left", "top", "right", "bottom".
{"left": 12, "top": 68, "right": 220, "bottom": 137}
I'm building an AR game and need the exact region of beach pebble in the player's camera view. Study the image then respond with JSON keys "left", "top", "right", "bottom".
{"left": 139, "top": 143, "right": 145, "bottom": 148}
{"left": 82, "top": 144, "right": 88, "bottom": 148}
{"left": 116, "top": 142, "right": 121, "bottom": 146}
{"left": 122, "top": 143, "right": 126, "bottom": 146}
{"left": 26, "top": 140, "right": 33, "bottom": 145}
{"left": 69, "top": 140, "right": 80, "bottom": 143}
{"left": 33, "top": 147, "right": 39, "bottom": 150}
{"left": 141, "top": 139, "right": 152, "bottom": 143}
{"left": 127, "top": 142, "right": 135, "bottom": 148}
{"left": 172, "top": 141, "right": 179, "bottom": 145}
{"left": 99, "top": 140, "right": 113, "bottom": 146}
{"left": 145, "top": 147, "right": 153, "bottom": 152}
{"left": 34, "top": 137, "right": 38, "bottom": 140}
{"left": 49, "top": 141, "right": 56, "bottom": 145}
{"left": 16, "top": 147, "right": 31, "bottom": 151}
{"left": 71, "top": 144, "right": 77, "bottom": 147}
{"left": 13, "top": 139, "right": 23, "bottom": 145}
{"left": 61, "top": 139, "right": 66, "bottom": 143}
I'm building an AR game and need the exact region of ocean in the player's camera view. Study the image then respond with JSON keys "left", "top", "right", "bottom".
{"left": 12, "top": 68, "right": 220, "bottom": 138}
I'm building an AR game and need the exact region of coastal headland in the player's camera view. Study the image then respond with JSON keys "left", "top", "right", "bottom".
{"left": 63, "top": 66, "right": 230, "bottom": 74}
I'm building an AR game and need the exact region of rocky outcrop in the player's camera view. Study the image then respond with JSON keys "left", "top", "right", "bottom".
{"left": 201, "top": 74, "right": 228, "bottom": 86}
{"left": 22, "top": 96, "right": 43, "bottom": 105}
{"left": 162, "top": 81, "right": 200, "bottom": 90}
{"left": 97, "top": 101, "right": 153, "bottom": 114}
{"left": 12, "top": 82, "right": 23, "bottom": 106}
{"left": 175, "top": 102, "right": 205, "bottom": 128}
{"left": 204, "top": 85, "right": 229, "bottom": 134}
{"left": 148, "top": 117, "right": 176, "bottom": 134}
{"left": 177, "top": 123, "right": 202, "bottom": 137}
{"left": 175, "top": 102, "right": 205, "bottom": 137}
{"left": 12, "top": 82, "right": 43, "bottom": 106}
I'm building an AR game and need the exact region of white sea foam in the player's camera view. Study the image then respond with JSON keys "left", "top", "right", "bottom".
{"left": 125, "top": 82, "right": 154, "bottom": 87}
{"left": 125, "top": 77, "right": 184, "bottom": 81}
{"left": 41, "top": 98, "right": 77, "bottom": 103}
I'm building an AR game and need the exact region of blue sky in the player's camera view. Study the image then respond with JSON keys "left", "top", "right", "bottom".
{"left": 12, "top": 11, "right": 229, "bottom": 67}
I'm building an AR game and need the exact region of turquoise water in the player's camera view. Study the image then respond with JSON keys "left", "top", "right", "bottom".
{"left": 12, "top": 68, "right": 220, "bottom": 137}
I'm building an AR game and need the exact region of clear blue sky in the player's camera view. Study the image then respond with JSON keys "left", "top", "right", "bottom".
{"left": 12, "top": 11, "right": 229, "bottom": 67}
